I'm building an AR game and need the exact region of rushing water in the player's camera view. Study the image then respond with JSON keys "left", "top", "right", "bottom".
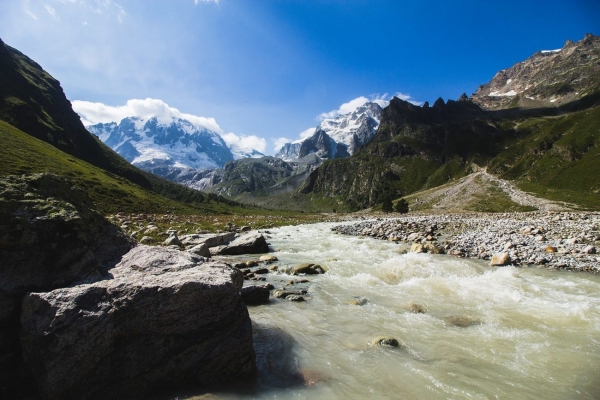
{"left": 196, "top": 222, "right": 600, "bottom": 399}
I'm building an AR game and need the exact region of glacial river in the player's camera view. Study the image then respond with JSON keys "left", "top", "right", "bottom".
{"left": 200, "top": 222, "right": 600, "bottom": 399}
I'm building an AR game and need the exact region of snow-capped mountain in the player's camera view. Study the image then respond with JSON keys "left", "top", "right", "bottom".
{"left": 275, "top": 101, "right": 384, "bottom": 161}
{"left": 275, "top": 142, "right": 302, "bottom": 161}
{"left": 88, "top": 116, "right": 234, "bottom": 169}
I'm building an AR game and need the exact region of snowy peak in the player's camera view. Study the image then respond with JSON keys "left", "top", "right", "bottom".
{"left": 87, "top": 116, "right": 234, "bottom": 170}
{"left": 472, "top": 33, "right": 600, "bottom": 109}
{"left": 276, "top": 101, "right": 384, "bottom": 161}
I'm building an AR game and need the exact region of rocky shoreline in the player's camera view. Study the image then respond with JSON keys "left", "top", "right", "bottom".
{"left": 331, "top": 212, "right": 600, "bottom": 273}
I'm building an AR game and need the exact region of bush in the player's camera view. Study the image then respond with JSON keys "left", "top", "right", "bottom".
{"left": 382, "top": 196, "right": 393, "bottom": 212}
{"left": 394, "top": 198, "right": 409, "bottom": 213}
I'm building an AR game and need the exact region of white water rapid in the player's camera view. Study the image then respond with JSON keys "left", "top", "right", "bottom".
{"left": 193, "top": 222, "right": 600, "bottom": 399}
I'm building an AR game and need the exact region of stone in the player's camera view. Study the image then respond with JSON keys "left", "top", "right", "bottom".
{"left": 347, "top": 298, "right": 368, "bottom": 306}
{"left": 253, "top": 268, "right": 269, "bottom": 275}
{"left": 444, "top": 315, "right": 482, "bottom": 328}
{"left": 273, "top": 289, "right": 307, "bottom": 299}
{"left": 259, "top": 255, "right": 278, "bottom": 262}
{"left": 286, "top": 295, "right": 305, "bottom": 302}
{"left": 407, "top": 303, "right": 425, "bottom": 314}
{"left": 240, "top": 285, "right": 270, "bottom": 305}
{"left": 583, "top": 245, "right": 597, "bottom": 254}
{"left": 139, "top": 236, "right": 153, "bottom": 244}
{"left": 424, "top": 243, "right": 444, "bottom": 254}
{"left": 545, "top": 246, "right": 558, "bottom": 253}
{"left": 490, "top": 253, "right": 511, "bottom": 266}
{"left": 163, "top": 233, "right": 182, "bottom": 247}
{"left": 410, "top": 243, "right": 425, "bottom": 253}
{"left": 210, "top": 233, "right": 269, "bottom": 256}
{"left": 292, "top": 263, "right": 327, "bottom": 275}
{"left": 246, "top": 260, "right": 259, "bottom": 268}
{"left": 369, "top": 337, "right": 401, "bottom": 348}
{"left": 20, "top": 245, "right": 255, "bottom": 399}
{"left": 188, "top": 243, "right": 211, "bottom": 258}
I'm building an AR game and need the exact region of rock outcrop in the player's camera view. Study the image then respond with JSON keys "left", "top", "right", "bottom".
{"left": 20, "top": 245, "right": 255, "bottom": 399}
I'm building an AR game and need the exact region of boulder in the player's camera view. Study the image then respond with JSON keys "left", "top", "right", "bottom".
{"left": 163, "top": 232, "right": 183, "bottom": 247}
{"left": 20, "top": 245, "right": 255, "bottom": 399}
{"left": 292, "top": 263, "right": 327, "bottom": 275}
{"left": 0, "top": 174, "right": 135, "bottom": 398}
{"left": 240, "top": 285, "right": 270, "bottom": 305}
{"left": 490, "top": 253, "right": 511, "bottom": 266}
{"left": 210, "top": 233, "right": 269, "bottom": 256}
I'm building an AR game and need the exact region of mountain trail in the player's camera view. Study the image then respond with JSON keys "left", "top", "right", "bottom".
{"left": 409, "top": 169, "right": 575, "bottom": 212}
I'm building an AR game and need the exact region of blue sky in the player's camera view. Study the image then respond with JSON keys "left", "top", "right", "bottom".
{"left": 1, "top": 0, "right": 599, "bottom": 154}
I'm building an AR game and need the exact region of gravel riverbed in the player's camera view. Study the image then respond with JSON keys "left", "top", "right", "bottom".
{"left": 332, "top": 212, "right": 600, "bottom": 273}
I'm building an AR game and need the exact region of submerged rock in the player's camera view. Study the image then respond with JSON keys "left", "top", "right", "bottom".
{"left": 369, "top": 337, "right": 401, "bottom": 348}
{"left": 444, "top": 315, "right": 482, "bottom": 328}
{"left": 20, "top": 245, "right": 255, "bottom": 399}
{"left": 292, "top": 263, "right": 327, "bottom": 275}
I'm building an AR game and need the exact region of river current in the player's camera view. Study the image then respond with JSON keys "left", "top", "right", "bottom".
{"left": 200, "top": 222, "right": 600, "bottom": 399}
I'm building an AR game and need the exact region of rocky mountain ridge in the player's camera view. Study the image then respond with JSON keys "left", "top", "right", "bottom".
{"left": 471, "top": 33, "right": 600, "bottom": 110}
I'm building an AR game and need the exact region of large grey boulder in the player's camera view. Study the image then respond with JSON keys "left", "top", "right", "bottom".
{"left": 210, "top": 232, "right": 269, "bottom": 256}
{"left": 0, "top": 174, "right": 135, "bottom": 398}
{"left": 20, "top": 245, "right": 255, "bottom": 399}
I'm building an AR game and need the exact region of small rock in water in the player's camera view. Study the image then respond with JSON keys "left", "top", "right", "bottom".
{"left": 407, "top": 303, "right": 425, "bottom": 314}
{"left": 240, "top": 285, "right": 270, "bottom": 305}
{"left": 260, "top": 255, "right": 278, "bottom": 262}
{"left": 347, "top": 298, "right": 368, "bottom": 306}
{"left": 490, "top": 253, "right": 511, "bottom": 266}
{"left": 292, "top": 263, "right": 327, "bottom": 275}
{"left": 410, "top": 243, "right": 425, "bottom": 253}
{"left": 286, "top": 295, "right": 305, "bottom": 302}
{"left": 444, "top": 316, "right": 481, "bottom": 328}
{"left": 370, "top": 336, "right": 401, "bottom": 348}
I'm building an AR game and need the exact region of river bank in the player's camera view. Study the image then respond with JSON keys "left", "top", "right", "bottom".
{"left": 331, "top": 211, "right": 600, "bottom": 273}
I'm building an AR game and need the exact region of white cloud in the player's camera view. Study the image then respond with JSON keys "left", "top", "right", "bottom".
{"left": 296, "top": 127, "right": 316, "bottom": 142}
{"left": 318, "top": 96, "right": 369, "bottom": 121}
{"left": 194, "top": 0, "right": 220, "bottom": 4}
{"left": 45, "top": 5, "right": 58, "bottom": 19}
{"left": 222, "top": 132, "right": 266, "bottom": 155}
{"left": 273, "top": 137, "right": 291, "bottom": 152}
{"left": 72, "top": 98, "right": 224, "bottom": 134}
{"left": 317, "top": 93, "right": 422, "bottom": 122}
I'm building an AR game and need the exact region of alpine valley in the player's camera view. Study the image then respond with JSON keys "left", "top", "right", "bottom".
{"left": 87, "top": 33, "right": 600, "bottom": 212}
{"left": 1, "top": 28, "right": 600, "bottom": 400}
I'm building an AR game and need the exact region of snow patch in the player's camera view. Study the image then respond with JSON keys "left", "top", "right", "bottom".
{"left": 489, "top": 90, "right": 518, "bottom": 97}
{"left": 541, "top": 49, "right": 561, "bottom": 54}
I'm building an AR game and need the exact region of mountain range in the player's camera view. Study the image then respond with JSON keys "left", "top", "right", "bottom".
{"left": 1, "top": 33, "right": 599, "bottom": 216}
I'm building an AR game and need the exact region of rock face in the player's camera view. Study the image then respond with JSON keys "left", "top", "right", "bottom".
{"left": 20, "top": 245, "right": 255, "bottom": 399}
{"left": 472, "top": 34, "right": 600, "bottom": 110}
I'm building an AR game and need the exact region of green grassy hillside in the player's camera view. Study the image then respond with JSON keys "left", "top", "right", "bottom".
{"left": 0, "top": 119, "right": 239, "bottom": 214}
